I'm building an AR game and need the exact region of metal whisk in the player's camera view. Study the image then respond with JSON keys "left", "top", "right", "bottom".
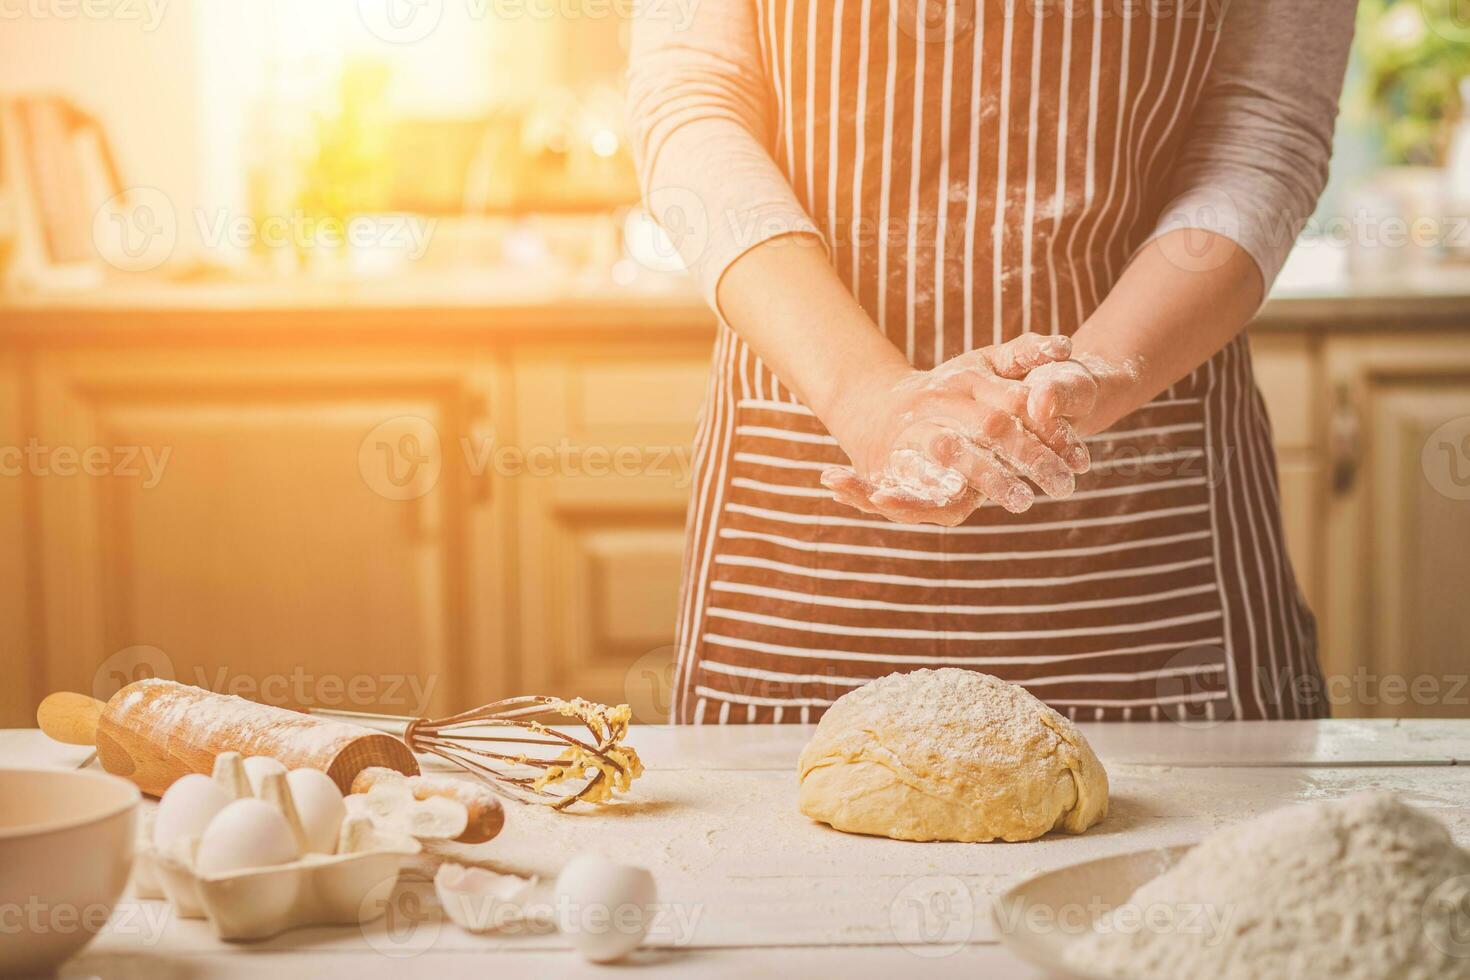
{"left": 316, "top": 696, "right": 644, "bottom": 810}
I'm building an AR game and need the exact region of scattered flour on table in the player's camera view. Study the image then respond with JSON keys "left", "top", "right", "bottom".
{"left": 1068, "top": 793, "right": 1470, "bottom": 980}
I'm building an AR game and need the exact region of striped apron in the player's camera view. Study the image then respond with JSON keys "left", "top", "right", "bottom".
{"left": 672, "top": 0, "right": 1326, "bottom": 723}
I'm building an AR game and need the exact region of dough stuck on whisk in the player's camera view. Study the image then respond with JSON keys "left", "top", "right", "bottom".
{"left": 796, "top": 669, "right": 1108, "bottom": 842}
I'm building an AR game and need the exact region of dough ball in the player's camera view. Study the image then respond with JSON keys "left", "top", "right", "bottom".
{"left": 797, "top": 669, "right": 1108, "bottom": 842}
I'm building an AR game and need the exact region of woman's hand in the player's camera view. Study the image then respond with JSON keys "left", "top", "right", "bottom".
{"left": 819, "top": 334, "right": 1100, "bottom": 526}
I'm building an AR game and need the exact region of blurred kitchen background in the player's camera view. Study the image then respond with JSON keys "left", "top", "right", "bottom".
{"left": 1, "top": 0, "right": 1468, "bottom": 726}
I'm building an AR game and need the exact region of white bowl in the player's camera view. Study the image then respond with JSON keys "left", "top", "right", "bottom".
{"left": 0, "top": 768, "right": 140, "bottom": 977}
{"left": 992, "top": 845, "right": 1192, "bottom": 979}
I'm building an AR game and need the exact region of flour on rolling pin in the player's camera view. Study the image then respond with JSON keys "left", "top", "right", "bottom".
{"left": 100, "top": 679, "right": 418, "bottom": 797}
{"left": 352, "top": 766, "right": 504, "bottom": 844}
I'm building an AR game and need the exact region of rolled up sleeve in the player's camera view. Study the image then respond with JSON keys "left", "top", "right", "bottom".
{"left": 625, "top": 0, "right": 823, "bottom": 307}
{"left": 1142, "top": 0, "right": 1356, "bottom": 293}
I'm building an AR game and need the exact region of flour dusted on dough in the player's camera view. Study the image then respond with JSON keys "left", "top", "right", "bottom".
{"left": 1069, "top": 793, "right": 1470, "bottom": 980}
{"left": 796, "top": 669, "right": 1108, "bottom": 843}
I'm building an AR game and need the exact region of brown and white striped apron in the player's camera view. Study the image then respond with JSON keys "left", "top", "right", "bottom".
{"left": 672, "top": 0, "right": 1326, "bottom": 723}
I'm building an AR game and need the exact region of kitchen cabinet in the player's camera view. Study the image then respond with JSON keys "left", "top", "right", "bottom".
{"left": 510, "top": 343, "right": 708, "bottom": 710}
{"left": 1253, "top": 327, "right": 1470, "bottom": 720}
{"left": 3, "top": 284, "right": 1470, "bottom": 727}
{"left": 0, "top": 349, "right": 33, "bottom": 727}
{"left": 1319, "top": 335, "right": 1470, "bottom": 718}
{"left": 1249, "top": 333, "right": 1326, "bottom": 618}
{"left": 0, "top": 295, "right": 716, "bottom": 727}
{"left": 23, "top": 347, "right": 512, "bottom": 719}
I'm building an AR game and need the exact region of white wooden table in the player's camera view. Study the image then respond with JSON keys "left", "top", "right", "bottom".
{"left": 6, "top": 721, "right": 1470, "bottom": 979}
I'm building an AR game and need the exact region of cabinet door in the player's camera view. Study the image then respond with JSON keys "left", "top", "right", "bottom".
{"left": 512, "top": 343, "right": 708, "bottom": 717}
{"left": 0, "top": 350, "right": 34, "bottom": 727}
{"left": 29, "top": 348, "right": 509, "bottom": 719}
{"left": 1323, "top": 335, "right": 1470, "bottom": 718}
{"left": 1249, "top": 333, "right": 1325, "bottom": 615}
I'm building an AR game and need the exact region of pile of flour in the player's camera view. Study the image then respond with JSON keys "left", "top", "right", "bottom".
{"left": 1068, "top": 793, "right": 1470, "bottom": 980}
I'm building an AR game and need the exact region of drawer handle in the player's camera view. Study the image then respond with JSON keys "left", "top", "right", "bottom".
{"left": 466, "top": 391, "right": 494, "bottom": 506}
{"left": 1329, "top": 384, "right": 1360, "bottom": 496}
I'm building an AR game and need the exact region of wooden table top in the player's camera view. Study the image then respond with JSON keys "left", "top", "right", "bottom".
{"left": 6, "top": 720, "right": 1469, "bottom": 979}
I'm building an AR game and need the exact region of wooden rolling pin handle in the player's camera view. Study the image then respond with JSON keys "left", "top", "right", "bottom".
{"left": 36, "top": 692, "right": 105, "bottom": 746}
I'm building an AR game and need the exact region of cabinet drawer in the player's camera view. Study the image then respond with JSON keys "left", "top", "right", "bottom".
{"left": 515, "top": 342, "right": 710, "bottom": 455}
{"left": 1250, "top": 335, "right": 1318, "bottom": 451}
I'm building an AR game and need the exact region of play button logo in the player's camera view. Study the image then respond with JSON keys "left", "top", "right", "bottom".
{"left": 357, "top": 0, "right": 444, "bottom": 44}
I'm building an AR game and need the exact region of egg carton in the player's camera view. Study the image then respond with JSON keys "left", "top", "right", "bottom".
{"left": 133, "top": 753, "right": 425, "bottom": 942}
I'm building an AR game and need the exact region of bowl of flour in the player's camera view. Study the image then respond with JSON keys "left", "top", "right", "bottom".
{"left": 995, "top": 793, "right": 1470, "bottom": 980}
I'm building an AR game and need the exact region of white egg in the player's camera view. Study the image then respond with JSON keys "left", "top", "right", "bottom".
{"left": 195, "top": 798, "right": 300, "bottom": 875}
{"left": 554, "top": 855, "right": 657, "bottom": 963}
{"left": 242, "top": 756, "right": 287, "bottom": 796}
{"left": 153, "top": 773, "right": 232, "bottom": 851}
{"left": 285, "top": 768, "right": 346, "bottom": 854}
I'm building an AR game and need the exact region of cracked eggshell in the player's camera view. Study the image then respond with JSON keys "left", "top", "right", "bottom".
{"left": 196, "top": 799, "right": 300, "bottom": 876}
{"left": 554, "top": 855, "right": 657, "bottom": 963}
{"left": 434, "top": 864, "right": 539, "bottom": 934}
{"left": 345, "top": 783, "right": 468, "bottom": 841}
{"left": 154, "top": 773, "right": 232, "bottom": 851}
{"left": 403, "top": 795, "right": 468, "bottom": 840}
{"left": 285, "top": 769, "right": 347, "bottom": 854}
{"left": 337, "top": 814, "right": 420, "bottom": 856}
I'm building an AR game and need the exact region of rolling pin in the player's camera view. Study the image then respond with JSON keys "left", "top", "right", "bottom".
{"left": 37, "top": 679, "right": 419, "bottom": 797}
